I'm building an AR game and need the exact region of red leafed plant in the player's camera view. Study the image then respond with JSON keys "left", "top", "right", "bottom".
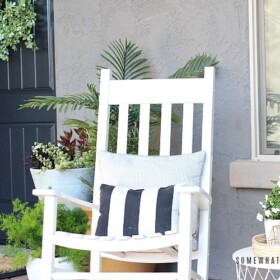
{"left": 58, "top": 128, "right": 90, "bottom": 159}
{"left": 27, "top": 127, "right": 93, "bottom": 171}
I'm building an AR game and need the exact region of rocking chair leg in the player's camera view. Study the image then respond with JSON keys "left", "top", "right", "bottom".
{"left": 178, "top": 193, "right": 192, "bottom": 280}
{"left": 40, "top": 195, "right": 57, "bottom": 280}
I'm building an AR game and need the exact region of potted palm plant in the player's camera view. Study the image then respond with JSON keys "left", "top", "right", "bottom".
{"left": 0, "top": 199, "right": 90, "bottom": 279}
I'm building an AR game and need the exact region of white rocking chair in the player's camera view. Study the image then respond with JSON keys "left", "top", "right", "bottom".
{"left": 33, "top": 67, "right": 215, "bottom": 280}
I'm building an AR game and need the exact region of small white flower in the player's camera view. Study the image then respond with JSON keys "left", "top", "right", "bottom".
{"left": 265, "top": 195, "right": 268, "bottom": 200}
{"left": 272, "top": 208, "right": 279, "bottom": 213}
{"left": 277, "top": 181, "right": 280, "bottom": 187}
{"left": 257, "top": 213, "right": 264, "bottom": 221}
{"left": 259, "top": 201, "right": 266, "bottom": 209}
{"left": 265, "top": 210, "right": 271, "bottom": 217}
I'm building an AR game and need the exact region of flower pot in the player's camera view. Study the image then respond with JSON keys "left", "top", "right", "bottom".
{"left": 26, "top": 257, "right": 76, "bottom": 280}
{"left": 101, "top": 258, "right": 156, "bottom": 272}
{"left": 30, "top": 167, "right": 93, "bottom": 202}
{"left": 264, "top": 219, "right": 280, "bottom": 244}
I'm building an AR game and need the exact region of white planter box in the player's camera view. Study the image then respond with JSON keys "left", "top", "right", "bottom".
{"left": 26, "top": 257, "right": 76, "bottom": 280}
{"left": 30, "top": 167, "right": 93, "bottom": 201}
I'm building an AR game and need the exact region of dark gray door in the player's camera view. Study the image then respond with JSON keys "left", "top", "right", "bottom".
{"left": 0, "top": 0, "right": 55, "bottom": 242}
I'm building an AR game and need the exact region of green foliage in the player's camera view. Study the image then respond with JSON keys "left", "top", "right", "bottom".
{"left": 0, "top": 199, "right": 89, "bottom": 271}
{"left": 0, "top": 0, "right": 37, "bottom": 61}
{"left": 56, "top": 247, "right": 89, "bottom": 272}
{"left": 0, "top": 199, "right": 43, "bottom": 268}
{"left": 96, "top": 38, "right": 151, "bottom": 80}
{"left": 28, "top": 140, "right": 93, "bottom": 171}
{"left": 56, "top": 206, "right": 88, "bottom": 233}
{"left": 169, "top": 53, "right": 219, "bottom": 78}
{"left": 19, "top": 84, "right": 99, "bottom": 112}
{"left": 257, "top": 180, "right": 280, "bottom": 221}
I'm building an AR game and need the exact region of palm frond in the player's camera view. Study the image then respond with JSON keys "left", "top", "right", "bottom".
{"left": 19, "top": 84, "right": 99, "bottom": 112}
{"left": 79, "top": 177, "right": 93, "bottom": 189}
{"left": 169, "top": 53, "right": 218, "bottom": 79}
{"left": 63, "top": 119, "right": 97, "bottom": 130}
{"left": 96, "top": 38, "right": 151, "bottom": 80}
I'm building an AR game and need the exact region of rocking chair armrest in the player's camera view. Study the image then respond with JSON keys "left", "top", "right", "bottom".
{"left": 176, "top": 185, "right": 212, "bottom": 210}
{"left": 32, "top": 189, "right": 97, "bottom": 211}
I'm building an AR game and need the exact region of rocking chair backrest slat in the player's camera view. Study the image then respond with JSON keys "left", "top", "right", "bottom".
{"left": 94, "top": 67, "right": 215, "bottom": 204}
{"left": 182, "top": 103, "right": 194, "bottom": 154}
{"left": 159, "top": 103, "right": 172, "bottom": 156}
{"left": 138, "top": 103, "right": 150, "bottom": 156}
{"left": 117, "top": 103, "right": 129, "bottom": 154}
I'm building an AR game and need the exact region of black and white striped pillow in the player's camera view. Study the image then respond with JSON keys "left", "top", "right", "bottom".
{"left": 95, "top": 184, "right": 178, "bottom": 237}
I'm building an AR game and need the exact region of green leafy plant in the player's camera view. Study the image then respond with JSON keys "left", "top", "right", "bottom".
{"left": 169, "top": 53, "right": 219, "bottom": 78}
{"left": 26, "top": 128, "right": 94, "bottom": 171}
{"left": 96, "top": 39, "right": 150, "bottom": 80}
{"left": 257, "top": 180, "right": 280, "bottom": 221}
{"left": 0, "top": 199, "right": 89, "bottom": 271}
{"left": 0, "top": 0, "right": 37, "bottom": 61}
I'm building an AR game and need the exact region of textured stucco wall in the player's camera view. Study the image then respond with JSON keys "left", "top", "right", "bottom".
{"left": 53, "top": 1, "right": 268, "bottom": 279}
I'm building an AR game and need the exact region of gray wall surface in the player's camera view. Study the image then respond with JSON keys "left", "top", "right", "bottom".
{"left": 53, "top": 1, "right": 269, "bottom": 279}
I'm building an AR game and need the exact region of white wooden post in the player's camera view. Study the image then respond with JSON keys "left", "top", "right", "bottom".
{"left": 90, "top": 250, "right": 102, "bottom": 274}
{"left": 177, "top": 193, "right": 192, "bottom": 280}
{"left": 40, "top": 195, "right": 57, "bottom": 280}
{"left": 197, "top": 209, "right": 211, "bottom": 280}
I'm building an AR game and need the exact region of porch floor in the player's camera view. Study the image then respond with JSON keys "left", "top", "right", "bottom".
{"left": 2, "top": 276, "right": 27, "bottom": 280}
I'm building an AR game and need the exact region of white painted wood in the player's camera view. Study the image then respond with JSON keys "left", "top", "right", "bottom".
{"left": 248, "top": 0, "right": 260, "bottom": 160}
{"left": 177, "top": 193, "right": 192, "bottom": 280}
{"left": 138, "top": 103, "right": 150, "bottom": 155}
{"left": 160, "top": 103, "right": 172, "bottom": 155}
{"left": 32, "top": 189, "right": 94, "bottom": 211}
{"left": 176, "top": 185, "right": 212, "bottom": 210}
{"left": 117, "top": 103, "right": 129, "bottom": 154}
{"left": 200, "top": 67, "right": 215, "bottom": 195}
{"left": 52, "top": 272, "right": 179, "bottom": 280}
{"left": 108, "top": 79, "right": 212, "bottom": 104}
{"left": 40, "top": 195, "right": 57, "bottom": 280}
{"left": 90, "top": 251, "right": 102, "bottom": 274}
{"left": 53, "top": 232, "right": 180, "bottom": 252}
{"left": 94, "top": 69, "right": 111, "bottom": 204}
{"left": 197, "top": 210, "right": 211, "bottom": 280}
{"left": 100, "top": 250, "right": 197, "bottom": 263}
{"left": 26, "top": 257, "right": 76, "bottom": 280}
{"left": 35, "top": 67, "right": 215, "bottom": 280}
{"left": 182, "top": 103, "right": 194, "bottom": 154}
